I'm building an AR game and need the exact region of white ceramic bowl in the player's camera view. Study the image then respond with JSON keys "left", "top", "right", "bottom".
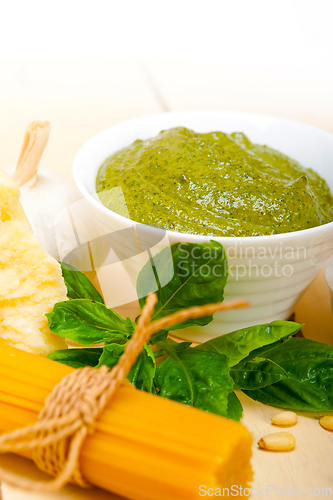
{"left": 72, "top": 110, "right": 333, "bottom": 342}
{"left": 325, "top": 257, "right": 333, "bottom": 313}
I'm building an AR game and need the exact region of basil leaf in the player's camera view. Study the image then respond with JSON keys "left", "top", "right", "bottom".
{"left": 196, "top": 321, "right": 303, "bottom": 367}
{"left": 150, "top": 329, "right": 169, "bottom": 344}
{"left": 48, "top": 347, "right": 103, "bottom": 368}
{"left": 46, "top": 299, "right": 134, "bottom": 345}
{"left": 97, "top": 344, "right": 126, "bottom": 369}
{"left": 137, "top": 241, "right": 228, "bottom": 331}
{"left": 264, "top": 337, "right": 333, "bottom": 382}
{"left": 231, "top": 357, "right": 288, "bottom": 390}
{"left": 97, "top": 343, "right": 156, "bottom": 392}
{"left": 155, "top": 349, "right": 234, "bottom": 417}
{"left": 227, "top": 392, "right": 243, "bottom": 421}
{"left": 244, "top": 379, "right": 333, "bottom": 412}
{"left": 154, "top": 339, "right": 192, "bottom": 359}
{"left": 60, "top": 262, "right": 104, "bottom": 303}
{"left": 125, "top": 316, "right": 137, "bottom": 335}
{"left": 244, "top": 338, "right": 333, "bottom": 411}
{"left": 236, "top": 338, "right": 290, "bottom": 365}
{"left": 128, "top": 344, "right": 156, "bottom": 393}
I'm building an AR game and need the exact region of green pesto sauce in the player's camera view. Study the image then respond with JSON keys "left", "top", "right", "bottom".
{"left": 96, "top": 127, "right": 333, "bottom": 237}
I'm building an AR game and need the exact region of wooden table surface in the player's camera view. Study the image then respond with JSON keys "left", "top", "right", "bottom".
{"left": 0, "top": 58, "right": 332, "bottom": 499}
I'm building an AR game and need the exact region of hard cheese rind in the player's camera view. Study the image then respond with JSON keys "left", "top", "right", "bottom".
{"left": 0, "top": 169, "right": 67, "bottom": 355}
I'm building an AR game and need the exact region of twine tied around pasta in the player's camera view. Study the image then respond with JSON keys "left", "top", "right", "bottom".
{"left": 0, "top": 295, "right": 248, "bottom": 493}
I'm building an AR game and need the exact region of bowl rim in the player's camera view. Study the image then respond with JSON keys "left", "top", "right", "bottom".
{"left": 72, "top": 109, "right": 333, "bottom": 244}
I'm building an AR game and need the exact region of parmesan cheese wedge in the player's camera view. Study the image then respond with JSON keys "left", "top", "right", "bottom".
{"left": 0, "top": 169, "right": 67, "bottom": 355}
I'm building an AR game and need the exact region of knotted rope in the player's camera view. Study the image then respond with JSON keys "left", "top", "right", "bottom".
{"left": 0, "top": 296, "right": 247, "bottom": 492}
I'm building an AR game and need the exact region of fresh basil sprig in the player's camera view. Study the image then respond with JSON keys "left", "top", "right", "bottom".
{"left": 137, "top": 240, "right": 228, "bottom": 330}
{"left": 196, "top": 320, "right": 302, "bottom": 367}
{"left": 47, "top": 243, "right": 333, "bottom": 420}
{"left": 231, "top": 357, "right": 288, "bottom": 390}
{"left": 227, "top": 392, "right": 243, "bottom": 421}
{"left": 60, "top": 262, "right": 104, "bottom": 303}
{"left": 48, "top": 347, "right": 103, "bottom": 368}
{"left": 128, "top": 344, "right": 156, "bottom": 393}
{"left": 155, "top": 349, "right": 234, "bottom": 417}
{"left": 96, "top": 344, "right": 125, "bottom": 369}
{"left": 242, "top": 338, "right": 333, "bottom": 411}
{"left": 46, "top": 299, "right": 136, "bottom": 345}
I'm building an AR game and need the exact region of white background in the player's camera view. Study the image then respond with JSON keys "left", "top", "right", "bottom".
{"left": 1, "top": 0, "right": 333, "bottom": 174}
{"left": 0, "top": 0, "right": 332, "bottom": 74}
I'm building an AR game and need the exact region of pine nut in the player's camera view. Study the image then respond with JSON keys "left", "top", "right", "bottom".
{"left": 271, "top": 411, "right": 298, "bottom": 427}
{"left": 319, "top": 416, "right": 333, "bottom": 431}
{"left": 258, "top": 432, "right": 295, "bottom": 451}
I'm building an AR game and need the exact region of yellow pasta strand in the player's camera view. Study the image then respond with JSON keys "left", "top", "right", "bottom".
{"left": 0, "top": 339, "right": 253, "bottom": 499}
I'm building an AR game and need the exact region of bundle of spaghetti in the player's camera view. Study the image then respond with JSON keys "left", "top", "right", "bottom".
{"left": 0, "top": 299, "right": 253, "bottom": 500}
